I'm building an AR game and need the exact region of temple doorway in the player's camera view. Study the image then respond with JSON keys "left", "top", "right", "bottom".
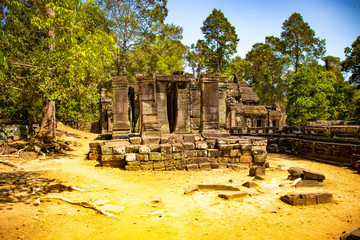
{"left": 166, "top": 83, "right": 178, "bottom": 133}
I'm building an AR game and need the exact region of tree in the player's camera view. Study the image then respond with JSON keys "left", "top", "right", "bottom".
{"left": 1, "top": 0, "right": 114, "bottom": 142}
{"left": 101, "top": 0, "right": 168, "bottom": 76}
{"left": 222, "top": 56, "right": 249, "bottom": 83}
{"left": 200, "top": 8, "right": 239, "bottom": 73}
{"left": 341, "top": 35, "right": 360, "bottom": 86}
{"left": 185, "top": 40, "right": 206, "bottom": 78}
{"left": 126, "top": 23, "right": 185, "bottom": 81}
{"left": 286, "top": 67, "right": 336, "bottom": 125}
{"left": 244, "top": 42, "right": 289, "bottom": 105}
{"left": 281, "top": 12, "right": 326, "bottom": 73}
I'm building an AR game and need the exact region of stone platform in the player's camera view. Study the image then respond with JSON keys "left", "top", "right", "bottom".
{"left": 88, "top": 134, "right": 268, "bottom": 171}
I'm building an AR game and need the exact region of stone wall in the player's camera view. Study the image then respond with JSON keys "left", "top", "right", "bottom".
{"left": 88, "top": 134, "right": 268, "bottom": 171}
{"left": 0, "top": 123, "right": 40, "bottom": 144}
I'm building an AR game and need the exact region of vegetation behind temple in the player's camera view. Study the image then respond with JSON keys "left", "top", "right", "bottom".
{"left": 0, "top": 1, "right": 359, "bottom": 128}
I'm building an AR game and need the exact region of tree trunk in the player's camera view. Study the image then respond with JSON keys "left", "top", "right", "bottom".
{"left": 36, "top": 100, "right": 56, "bottom": 143}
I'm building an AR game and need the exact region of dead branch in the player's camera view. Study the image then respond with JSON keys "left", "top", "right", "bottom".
{"left": 7, "top": 60, "right": 55, "bottom": 70}
{"left": 39, "top": 197, "right": 121, "bottom": 218}
{"left": 0, "top": 160, "right": 21, "bottom": 168}
{"left": 0, "top": 82, "right": 41, "bottom": 96}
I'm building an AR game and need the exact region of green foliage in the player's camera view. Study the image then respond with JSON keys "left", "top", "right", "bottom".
{"left": 244, "top": 42, "right": 289, "bottom": 105}
{"left": 280, "top": 12, "right": 326, "bottom": 73}
{"left": 200, "top": 8, "right": 239, "bottom": 73}
{"left": 126, "top": 23, "right": 185, "bottom": 82}
{"left": 1, "top": 0, "right": 114, "bottom": 123}
{"left": 286, "top": 67, "right": 336, "bottom": 125}
{"left": 185, "top": 40, "right": 207, "bottom": 78}
{"left": 101, "top": 0, "right": 168, "bottom": 75}
{"left": 222, "top": 56, "right": 249, "bottom": 83}
{"left": 341, "top": 35, "right": 360, "bottom": 86}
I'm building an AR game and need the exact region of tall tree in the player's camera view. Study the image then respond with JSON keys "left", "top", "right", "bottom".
{"left": 286, "top": 67, "right": 336, "bottom": 125}
{"left": 101, "top": 0, "right": 168, "bottom": 76}
{"left": 244, "top": 42, "right": 289, "bottom": 105}
{"left": 200, "top": 8, "right": 239, "bottom": 73}
{"left": 185, "top": 40, "right": 206, "bottom": 78}
{"left": 341, "top": 35, "right": 360, "bottom": 86}
{"left": 222, "top": 56, "right": 249, "bottom": 83}
{"left": 0, "top": 0, "right": 114, "bottom": 142}
{"left": 281, "top": 12, "right": 326, "bottom": 73}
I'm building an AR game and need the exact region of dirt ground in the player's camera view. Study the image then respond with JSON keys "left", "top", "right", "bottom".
{"left": 0, "top": 124, "right": 359, "bottom": 240}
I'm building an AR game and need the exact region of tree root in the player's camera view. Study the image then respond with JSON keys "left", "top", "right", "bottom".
{"left": 0, "top": 159, "right": 21, "bottom": 168}
{"left": 38, "top": 196, "right": 121, "bottom": 218}
{"left": 31, "top": 183, "right": 85, "bottom": 195}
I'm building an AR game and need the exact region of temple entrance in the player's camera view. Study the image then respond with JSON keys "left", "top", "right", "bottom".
{"left": 166, "top": 82, "right": 178, "bottom": 133}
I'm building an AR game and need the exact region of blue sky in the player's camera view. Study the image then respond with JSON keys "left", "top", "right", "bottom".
{"left": 164, "top": 0, "right": 360, "bottom": 61}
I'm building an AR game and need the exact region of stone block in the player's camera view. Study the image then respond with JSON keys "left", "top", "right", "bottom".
{"left": 183, "top": 150, "right": 195, "bottom": 158}
{"left": 218, "top": 157, "right": 229, "bottom": 163}
{"left": 217, "top": 138, "right": 229, "bottom": 144}
{"left": 303, "top": 170, "right": 325, "bottom": 181}
{"left": 251, "top": 147, "right": 265, "bottom": 155}
{"left": 184, "top": 184, "right": 199, "bottom": 194}
{"left": 160, "top": 144, "right": 172, "bottom": 155}
{"left": 101, "top": 145, "right": 113, "bottom": 155}
{"left": 102, "top": 161, "right": 125, "bottom": 168}
{"left": 172, "top": 152, "right": 183, "bottom": 160}
{"left": 196, "top": 157, "right": 207, "bottom": 164}
{"left": 111, "top": 146, "right": 126, "bottom": 154}
{"left": 218, "top": 144, "right": 234, "bottom": 151}
{"left": 240, "top": 156, "right": 253, "bottom": 163}
{"left": 164, "top": 160, "right": 176, "bottom": 168}
{"left": 186, "top": 164, "right": 199, "bottom": 171}
{"left": 288, "top": 167, "right": 305, "bottom": 178}
{"left": 218, "top": 192, "right": 248, "bottom": 200}
{"left": 139, "top": 145, "right": 151, "bottom": 154}
{"left": 253, "top": 153, "right": 267, "bottom": 163}
{"left": 242, "top": 181, "right": 258, "bottom": 188}
{"left": 88, "top": 153, "right": 100, "bottom": 161}
{"left": 142, "top": 136, "right": 161, "bottom": 145}
{"left": 113, "top": 155, "right": 125, "bottom": 161}
{"left": 199, "top": 162, "right": 211, "bottom": 170}
{"left": 348, "top": 228, "right": 360, "bottom": 240}
{"left": 89, "top": 148, "right": 101, "bottom": 154}
{"left": 125, "top": 145, "right": 139, "bottom": 153}
{"left": 125, "top": 153, "right": 137, "bottom": 162}
{"left": 148, "top": 144, "right": 161, "bottom": 152}
{"left": 125, "top": 165, "right": 141, "bottom": 171}
{"left": 211, "top": 162, "right": 220, "bottom": 169}
{"left": 172, "top": 143, "right": 184, "bottom": 152}
{"left": 207, "top": 149, "right": 219, "bottom": 157}
{"left": 153, "top": 161, "right": 165, "bottom": 169}
{"left": 186, "top": 158, "right": 198, "bottom": 164}
{"left": 230, "top": 149, "right": 241, "bottom": 157}
{"left": 140, "top": 164, "right": 153, "bottom": 170}
{"left": 195, "top": 142, "right": 208, "bottom": 150}
{"left": 176, "top": 165, "right": 187, "bottom": 170}
{"left": 101, "top": 154, "right": 113, "bottom": 161}
{"left": 206, "top": 139, "right": 217, "bottom": 149}
{"left": 149, "top": 152, "right": 161, "bottom": 161}
{"left": 295, "top": 180, "right": 324, "bottom": 187}
{"left": 241, "top": 144, "right": 252, "bottom": 152}
{"left": 161, "top": 154, "right": 172, "bottom": 161}
{"left": 136, "top": 154, "right": 149, "bottom": 161}
{"left": 249, "top": 166, "right": 265, "bottom": 176}
{"left": 194, "top": 150, "right": 207, "bottom": 157}
{"left": 129, "top": 137, "right": 142, "bottom": 145}
{"left": 183, "top": 134, "right": 197, "bottom": 142}
{"left": 127, "top": 160, "right": 140, "bottom": 166}
{"left": 182, "top": 142, "right": 195, "bottom": 150}
{"left": 89, "top": 140, "right": 105, "bottom": 148}
{"left": 198, "top": 184, "right": 240, "bottom": 191}
{"left": 280, "top": 192, "right": 333, "bottom": 206}
{"left": 219, "top": 150, "right": 230, "bottom": 157}
{"left": 176, "top": 159, "right": 186, "bottom": 166}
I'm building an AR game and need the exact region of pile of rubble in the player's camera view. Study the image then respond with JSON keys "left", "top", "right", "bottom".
{"left": 88, "top": 134, "right": 268, "bottom": 171}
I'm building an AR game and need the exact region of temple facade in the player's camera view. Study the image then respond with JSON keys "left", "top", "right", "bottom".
{"left": 100, "top": 73, "right": 286, "bottom": 137}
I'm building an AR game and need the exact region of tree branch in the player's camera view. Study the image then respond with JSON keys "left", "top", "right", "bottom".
{"left": 0, "top": 82, "right": 41, "bottom": 96}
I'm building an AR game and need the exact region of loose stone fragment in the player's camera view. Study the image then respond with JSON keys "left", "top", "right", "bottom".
{"left": 253, "top": 176, "right": 264, "bottom": 181}
{"left": 198, "top": 184, "right": 241, "bottom": 191}
{"left": 249, "top": 166, "right": 265, "bottom": 176}
{"left": 303, "top": 170, "right": 325, "bottom": 181}
{"left": 129, "top": 137, "right": 141, "bottom": 145}
{"left": 184, "top": 185, "right": 199, "bottom": 194}
{"left": 218, "top": 192, "right": 248, "bottom": 200}
{"left": 242, "top": 181, "right": 258, "bottom": 188}
{"left": 288, "top": 167, "right": 305, "bottom": 178}
{"left": 280, "top": 192, "right": 333, "bottom": 206}
{"left": 295, "top": 180, "right": 324, "bottom": 187}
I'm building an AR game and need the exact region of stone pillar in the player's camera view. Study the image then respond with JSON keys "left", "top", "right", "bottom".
{"left": 230, "top": 103, "right": 236, "bottom": 128}
{"left": 137, "top": 73, "right": 161, "bottom": 135}
{"left": 175, "top": 76, "right": 193, "bottom": 133}
{"left": 200, "top": 74, "right": 219, "bottom": 132}
{"left": 112, "top": 76, "right": 130, "bottom": 137}
{"left": 156, "top": 81, "right": 170, "bottom": 133}
{"left": 190, "top": 79, "right": 201, "bottom": 132}
{"left": 218, "top": 78, "right": 228, "bottom": 129}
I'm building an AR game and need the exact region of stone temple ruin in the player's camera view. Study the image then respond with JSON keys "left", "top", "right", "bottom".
{"left": 88, "top": 73, "right": 287, "bottom": 171}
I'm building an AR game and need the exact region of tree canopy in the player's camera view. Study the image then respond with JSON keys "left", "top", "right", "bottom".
{"left": 200, "top": 8, "right": 239, "bottom": 73}
{"left": 342, "top": 35, "right": 360, "bottom": 86}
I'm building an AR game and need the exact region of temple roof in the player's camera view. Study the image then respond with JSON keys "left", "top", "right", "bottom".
{"left": 242, "top": 105, "right": 268, "bottom": 115}
{"left": 239, "top": 84, "right": 260, "bottom": 103}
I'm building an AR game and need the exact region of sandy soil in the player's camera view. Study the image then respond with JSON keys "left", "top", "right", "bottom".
{"left": 0, "top": 125, "right": 359, "bottom": 240}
